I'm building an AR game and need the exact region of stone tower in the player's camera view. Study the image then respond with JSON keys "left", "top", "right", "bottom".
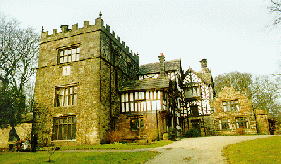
{"left": 33, "top": 14, "right": 139, "bottom": 146}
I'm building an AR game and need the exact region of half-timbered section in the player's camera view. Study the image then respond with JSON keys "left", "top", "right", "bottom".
{"left": 116, "top": 54, "right": 182, "bottom": 141}
{"left": 182, "top": 68, "right": 214, "bottom": 115}
{"left": 180, "top": 59, "right": 215, "bottom": 136}
{"left": 120, "top": 90, "right": 162, "bottom": 113}
{"left": 118, "top": 78, "right": 170, "bottom": 141}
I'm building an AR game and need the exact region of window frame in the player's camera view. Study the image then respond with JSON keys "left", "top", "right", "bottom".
{"left": 222, "top": 99, "right": 239, "bottom": 112}
{"left": 221, "top": 118, "right": 230, "bottom": 130}
{"left": 55, "top": 85, "right": 77, "bottom": 107}
{"left": 130, "top": 117, "right": 144, "bottom": 131}
{"left": 52, "top": 115, "right": 76, "bottom": 141}
{"left": 58, "top": 47, "right": 80, "bottom": 64}
{"left": 121, "top": 91, "right": 162, "bottom": 113}
{"left": 236, "top": 117, "right": 248, "bottom": 129}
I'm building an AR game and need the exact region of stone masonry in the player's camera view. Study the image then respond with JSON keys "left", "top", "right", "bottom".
{"left": 33, "top": 14, "right": 139, "bottom": 146}
{"left": 209, "top": 87, "right": 257, "bottom": 135}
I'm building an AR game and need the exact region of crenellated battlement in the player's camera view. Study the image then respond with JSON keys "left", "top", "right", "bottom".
{"left": 41, "top": 14, "right": 139, "bottom": 63}
{"left": 40, "top": 17, "right": 104, "bottom": 40}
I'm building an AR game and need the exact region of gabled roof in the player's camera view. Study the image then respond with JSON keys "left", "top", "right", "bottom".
{"left": 197, "top": 71, "right": 213, "bottom": 85}
{"left": 139, "top": 59, "right": 181, "bottom": 74}
{"left": 184, "top": 68, "right": 213, "bottom": 86}
{"left": 119, "top": 77, "right": 170, "bottom": 92}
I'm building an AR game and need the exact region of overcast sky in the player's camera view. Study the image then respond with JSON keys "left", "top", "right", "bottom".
{"left": 1, "top": 0, "right": 281, "bottom": 77}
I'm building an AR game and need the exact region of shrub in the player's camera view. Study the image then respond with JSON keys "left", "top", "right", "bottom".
{"left": 168, "top": 127, "right": 176, "bottom": 140}
{"left": 185, "top": 129, "right": 201, "bottom": 138}
{"left": 105, "top": 130, "right": 123, "bottom": 144}
{"left": 236, "top": 128, "right": 245, "bottom": 135}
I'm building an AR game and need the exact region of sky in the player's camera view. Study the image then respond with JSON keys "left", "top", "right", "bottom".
{"left": 1, "top": 0, "right": 281, "bottom": 77}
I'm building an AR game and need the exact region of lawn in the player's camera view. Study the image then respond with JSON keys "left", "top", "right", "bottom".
{"left": 0, "top": 151, "right": 159, "bottom": 164}
{"left": 0, "top": 140, "right": 173, "bottom": 164}
{"left": 223, "top": 136, "right": 281, "bottom": 164}
{"left": 60, "top": 140, "right": 174, "bottom": 150}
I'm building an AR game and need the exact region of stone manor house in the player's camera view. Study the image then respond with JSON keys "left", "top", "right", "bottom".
{"left": 30, "top": 14, "right": 273, "bottom": 147}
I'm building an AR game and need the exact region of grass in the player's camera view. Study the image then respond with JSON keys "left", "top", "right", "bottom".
{"left": 223, "top": 136, "right": 281, "bottom": 164}
{"left": 60, "top": 140, "right": 174, "bottom": 150}
{"left": 0, "top": 151, "right": 159, "bottom": 164}
{"left": 0, "top": 140, "right": 173, "bottom": 164}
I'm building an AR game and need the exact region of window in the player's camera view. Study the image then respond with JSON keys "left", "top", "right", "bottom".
{"left": 52, "top": 115, "right": 76, "bottom": 140}
{"left": 190, "top": 105, "right": 199, "bottom": 116}
{"left": 234, "top": 100, "right": 239, "bottom": 111}
{"left": 121, "top": 91, "right": 162, "bottom": 113}
{"left": 192, "top": 86, "right": 200, "bottom": 97}
{"left": 55, "top": 85, "right": 77, "bottom": 107}
{"left": 59, "top": 47, "right": 80, "bottom": 64}
{"left": 221, "top": 119, "right": 230, "bottom": 130}
{"left": 223, "top": 100, "right": 239, "bottom": 112}
{"left": 222, "top": 101, "right": 228, "bottom": 112}
{"left": 214, "top": 120, "right": 220, "bottom": 130}
{"left": 236, "top": 117, "right": 248, "bottom": 128}
{"left": 130, "top": 117, "right": 144, "bottom": 131}
{"left": 184, "top": 86, "right": 200, "bottom": 98}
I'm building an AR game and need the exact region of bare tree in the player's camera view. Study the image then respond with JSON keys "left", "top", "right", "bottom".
{"left": 0, "top": 15, "right": 39, "bottom": 128}
{"left": 269, "top": 0, "right": 281, "bottom": 25}
{"left": 214, "top": 71, "right": 281, "bottom": 119}
{"left": 214, "top": 71, "right": 252, "bottom": 99}
{"left": 252, "top": 75, "right": 280, "bottom": 119}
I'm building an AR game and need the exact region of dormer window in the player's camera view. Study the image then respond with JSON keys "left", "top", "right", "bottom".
{"left": 59, "top": 47, "right": 80, "bottom": 64}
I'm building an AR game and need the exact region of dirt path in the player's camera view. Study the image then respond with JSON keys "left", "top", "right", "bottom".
{"left": 145, "top": 135, "right": 274, "bottom": 164}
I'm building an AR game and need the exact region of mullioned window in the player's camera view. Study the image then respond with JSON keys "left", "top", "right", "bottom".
{"left": 52, "top": 115, "right": 76, "bottom": 140}
{"left": 58, "top": 47, "right": 80, "bottom": 64}
{"left": 222, "top": 100, "right": 239, "bottom": 112}
{"left": 55, "top": 85, "right": 77, "bottom": 107}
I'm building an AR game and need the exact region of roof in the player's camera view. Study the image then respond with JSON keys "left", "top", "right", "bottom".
{"left": 197, "top": 71, "right": 213, "bottom": 85}
{"left": 139, "top": 59, "right": 181, "bottom": 74}
{"left": 119, "top": 77, "right": 170, "bottom": 91}
{"left": 185, "top": 68, "right": 213, "bottom": 86}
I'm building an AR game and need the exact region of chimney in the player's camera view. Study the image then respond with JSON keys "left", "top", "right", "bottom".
{"left": 200, "top": 59, "right": 207, "bottom": 69}
{"left": 158, "top": 53, "right": 165, "bottom": 78}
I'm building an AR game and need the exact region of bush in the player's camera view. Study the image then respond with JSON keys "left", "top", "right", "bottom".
{"left": 236, "top": 128, "right": 245, "bottom": 135}
{"left": 168, "top": 127, "right": 176, "bottom": 140}
{"left": 105, "top": 130, "right": 123, "bottom": 144}
{"left": 185, "top": 129, "right": 201, "bottom": 138}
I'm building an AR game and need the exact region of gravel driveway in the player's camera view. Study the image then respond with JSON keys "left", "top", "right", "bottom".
{"left": 145, "top": 135, "right": 274, "bottom": 164}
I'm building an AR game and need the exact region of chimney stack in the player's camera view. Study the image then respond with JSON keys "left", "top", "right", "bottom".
{"left": 200, "top": 59, "right": 211, "bottom": 73}
{"left": 158, "top": 53, "right": 165, "bottom": 78}
{"left": 200, "top": 59, "right": 207, "bottom": 69}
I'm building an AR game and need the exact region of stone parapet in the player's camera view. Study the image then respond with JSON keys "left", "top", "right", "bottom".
{"left": 41, "top": 17, "right": 138, "bottom": 65}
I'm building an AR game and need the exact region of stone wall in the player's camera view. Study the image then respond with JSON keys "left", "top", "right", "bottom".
{"left": 255, "top": 109, "right": 269, "bottom": 135}
{"left": 0, "top": 123, "right": 32, "bottom": 148}
{"left": 210, "top": 87, "right": 257, "bottom": 135}
{"left": 35, "top": 20, "right": 104, "bottom": 145}
{"left": 34, "top": 16, "right": 139, "bottom": 146}
{"left": 34, "top": 58, "right": 102, "bottom": 146}
{"left": 114, "top": 111, "right": 166, "bottom": 142}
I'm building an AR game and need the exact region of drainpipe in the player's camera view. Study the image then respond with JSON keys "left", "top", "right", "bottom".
{"left": 156, "top": 106, "right": 159, "bottom": 140}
